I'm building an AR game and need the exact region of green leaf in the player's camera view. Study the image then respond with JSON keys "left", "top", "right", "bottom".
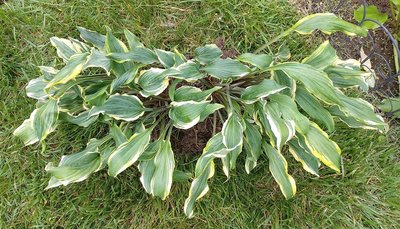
{"left": 199, "top": 103, "right": 225, "bottom": 122}
{"left": 268, "top": 62, "right": 342, "bottom": 105}
{"left": 304, "top": 123, "right": 341, "bottom": 173}
{"left": 84, "top": 49, "right": 111, "bottom": 74}
{"left": 324, "top": 60, "right": 369, "bottom": 91}
{"left": 50, "top": 37, "right": 81, "bottom": 62}
{"left": 184, "top": 133, "right": 229, "bottom": 218}
{"left": 302, "top": 41, "right": 338, "bottom": 70}
{"left": 263, "top": 103, "right": 295, "bottom": 150}
{"left": 13, "top": 119, "right": 39, "bottom": 146}
{"left": 110, "top": 64, "right": 142, "bottom": 93}
{"left": 194, "top": 44, "right": 222, "bottom": 64}
{"left": 124, "top": 29, "right": 143, "bottom": 49}
{"left": 108, "top": 129, "right": 152, "bottom": 177}
{"left": 378, "top": 98, "right": 400, "bottom": 118}
{"left": 108, "top": 47, "right": 158, "bottom": 64}
{"left": 222, "top": 113, "right": 244, "bottom": 150}
{"left": 155, "top": 49, "right": 175, "bottom": 68}
{"left": 26, "top": 77, "right": 53, "bottom": 100}
{"left": 276, "top": 43, "right": 291, "bottom": 60}
{"left": 169, "top": 101, "right": 209, "bottom": 129}
{"left": 151, "top": 140, "right": 175, "bottom": 200}
{"left": 91, "top": 94, "right": 145, "bottom": 122}
{"left": 284, "top": 13, "right": 367, "bottom": 37}
{"left": 241, "top": 79, "right": 287, "bottom": 104}
{"left": 172, "top": 61, "right": 206, "bottom": 81}
{"left": 38, "top": 66, "right": 58, "bottom": 81}
{"left": 221, "top": 144, "right": 243, "bottom": 178}
{"left": 269, "top": 94, "right": 310, "bottom": 134}
{"left": 135, "top": 68, "right": 170, "bottom": 97}
{"left": 105, "top": 28, "right": 132, "bottom": 77}
{"left": 77, "top": 26, "right": 106, "bottom": 49}
{"left": 32, "top": 98, "right": 59, "bottom": 141}
{"left": 45, "top": 148, "right": 101, "bottom": 189}
{"left": 295, "top": 87, "right": 335, "bottom": 132}
{"left": 263, "top": 142, "right": 296, "bottom": 199}
{"left": 173, "top": 86, "right": 221, "bottom": 102}
{"left": 202, "top": 58, "right": 250, "bottom": 79}
{"left": 110, "top": 124, "right": 128, "bottom": 147}
{"left": 237, "top": 53, "right": 272, "bottom": 69}
{"left": 61, "top": 110, "right": 98, "bottom": 127}
{"left": 288, "top": 137, "right": 320, "bottom": 176}
{"left": 354, "top": 5, "right": 388, "bottom": 29}
{"left": 46, "top": 53, "right": 89, "bottom": 89}
{"left": 243, "top": 121, "right": 262, "bottom": 174}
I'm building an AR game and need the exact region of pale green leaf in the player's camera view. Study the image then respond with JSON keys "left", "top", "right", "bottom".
{"left": 222, "top": 113, "right": 244, "bottom": 150}
{"left": 169, "top": 101, "right": 209, "bottom": 129}
{"left": 62, "top": 110, "right": 98, "bottom": 127}
{"left": 50, "top": 37, "right": 81, "bottom": 62}
{"left": 32, "top": 98, "right": 59, "bottom": 141}
{"left": 155, "top": 49, "right": 175, "bottom": 68}
{"left": 263, "top": 142, "right": 296, "bottom": 199}
{"left": 237, "top": 53, "right": 272, "bottom": 69}
{"left": 302, "top": 41, "right": 338, "bottom": 70}
{"left": 108, "top": 129, "right": 152, "bottom": 177}
{"left": 135, "top": 68, "right": 169, "bottom": 97}
{"left": 354, "top": 5, "right": 388, "bottom": 29}
{"left": 378, "top": 98, "right": 400, "bottom": 118}
{"left": 174, "top": 86, "right": 221, "bottom": 102}
{"left": 288, "top": 137, "right": 319, "bottom": 176}
{"left": 151, "top": 140, "right": 175, "bottom": 200}
{"left": 110, "top": 64, "right": 142, "bottom": 93}
{"left": 105, "top": 28, "right": 132, "bottom": 77}
{"left": 77, "top": 26, "right": 106, "bottom": 49}
{"left": 194, "top": 44, "right": 222, "bottom": 64}
{"left": 243, "top": 121, "right": 262, "bottom": 174}
{"left": 84, "top": 49, "right": 111, "bottom": 74}
{"left": 110, "top": 123, "right": 128, "bottom": 147}
{"left": 124, "top": 29, "right": 143, "bottom": 49}
{"left": 26, "top": 77, "right": 53, "bottom": 100}
{"left": 173, "top": 61, "right": 206, "bottom": 81}
{"left": 13, "top": 119, "right": 39, "bottom": 146}
{"left": 202, "top": 58, "right": 250, "bottom": 79}
{"left": 241, "top": 79, "right": 287, "bottom": 104}
{"left": 108, "top": 47, "right": 158, "bottom": 64}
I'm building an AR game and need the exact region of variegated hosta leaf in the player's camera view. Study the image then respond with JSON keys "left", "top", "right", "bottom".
{"left": 240, "top": 79, "right": 287, "bottom": 104}
{"left": 172, "top": 61, "right": 206, "bottom": 82}
{"left": 263, "top": 142, "right": 296, "bottom": 199}
{"left": 84, "top": 83, "right": 109, "bottom": 106}
{"left": 269, "top": 94, "right": 310, "bottom": 134}
{"left": 202, "top": 58, "right": 251, "bottom": 79}
{"left": 84, "top": 48, "right": 111, "bottom": 74}
{"left": 105, "top": 28, "right": 133, "bottom": 77}
{"left": 13, "top": 119, "right": 39, "bottom": 146}
{"left": 108, "top": 128, "right": 152, "bottom": 177}
{"left": 288, "top": 137, "right": 320, "bottom": 176}
{"left": 184, "top": 133, "right": 229, "bottom": 218}
{"left": 155, "top": 49, "right": 175, "bottom": 68}
{"left": 150, "top": 140, "right": 175, "bottom": 200}
{"left": 263, "top": 103, "right": 295, "bottom": 150}
{"left": 283, "top": 13, "right": 367, "bottom": 37}
{"left": 378, "top": 98, "right": 400, "bottom": 118}
{"left": 45, "top": 140, "right": 103, "bottom": 189}
{"left": 295, "top": 87, "right": 335, "bottom": 132}
{"left": 39, "top": 66, "right": 58, "bottom": 81}
{"left": 110, "top": 64, "right": 142, "bottom": 93}
{"left": 237, "top": 53, "right": 272, "bottom": 69}
{"left": 90, "top": 94, "right": 145, "bottom": 122}
{"left": 108, "top": 47, "right": 158, "bottom": 64}
{"left": 221, "top": 144, "right": 243, "bottom": 178}
{"left": 169, "top": 100, "right": 209, "bottom": 129}
{"left": 304, "top": 123, "right": 341, "bottom": 172}
{"left": 243, "top": 121, "right": 262, "bottom": 174}
{"left": 110, "top": 123, "right": 128, "bottom": 147}
{"left": 135, "top": 68, "right": 170, "bottom": 97}
{"left": 46, "top": 53, "right": 89, "bottom": 89}
{"left": 199, "top": 103, "right": 224, "bottom": 122}
{"left": 77, "top": 26, "right": 106, "bottom": 49}
{"left": 331, "top": 91, "right": 388, "bottom": 132}
{"left": 194, "top": 44, "right": 222, "bottom": 64}
{"left": 26, "top": 77, "right": 54, "bottom": 100}
{"left": 61, "top": 110, "right": 98, "bottom": 127}
{"left": 268, "top": 63, "right": 342, "bottom": 105}
{"left": 302, "top": 41, "right": 338, "bottom": 70}
{"left": 173, "top": 86, "right": 221, "bottom": 102}
{"left": 324, "top": 60, "right": 369, "bottom": 91}
{"left": 173, "top": 49, "right": 187, "bottom": 66}
{"left": 138, "top": 140, "right": 162, "bottom": 193}
{"left": 124, "top": 29, "right": 143, "bottom": 49}
{"left": 31, "top": 98, "right": 59, "bottom": 142}
{"left": 50, "top": 37, "right": 89, "bottom": 62}
{"left": 222, "top": 112, "right": 244, "bottom": 150}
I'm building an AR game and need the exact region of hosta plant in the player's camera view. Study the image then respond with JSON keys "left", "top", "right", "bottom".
{"left": 14, "top": 13, "right": 388, "bottom": 217}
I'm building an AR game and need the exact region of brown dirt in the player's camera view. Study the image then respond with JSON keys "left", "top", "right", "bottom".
{"left": 289, "top": 0, "right": 399, "bottom": 97}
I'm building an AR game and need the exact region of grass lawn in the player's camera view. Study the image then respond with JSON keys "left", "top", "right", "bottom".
{"left": 1, "top": 0, "right": 399, "bottom": 227}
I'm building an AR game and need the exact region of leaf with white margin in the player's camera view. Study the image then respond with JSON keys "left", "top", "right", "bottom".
{"left": 194, "top": 44, "right": 222, "bottom": 64}
{"left": 61, "top": 110, "right": 98, "bottom": 127}
{"left": 173, "top": 86, "right": 221, "bottom": 102}
{"left": 124, "top": 28, "right": 143, "bottom": 49}
{"left": 110, "top": 64, "right": 142, "bottom": 93}
{"left": 240, "top": 79, "right": 287, "bottom": 104}
{"left": 108, "top": 128, "right": 152, "bottom": 177}
{"left": 263, "top": 142, "right": 296, "bottom": 199}
{"left": 221, "top": 144, "right": 243, "bottom": 178}
{"left": 202, "top": 58, "right": 250, "bottom": 79}
{"left": 222, "top": 112, "right": 244, "bottom": 150}
{"left": 84, "top": 49, "right": 111, "bottom": 74}
{"left": 184, "top": 133, "right": 230, "bottom": 218}
{"left": 237, "top": 53, "right": 272, "bottom": 69}
{"left": 150, "top": 140, "right": 175, "bottom": 200}
{"left": 243, "top": 121, "right": 262, "bottom": 174}
{"left": 304, "top": 123, "right": 342, "bottom": 173}
{"left": 302, "top": 41, "right": 338, "bottom": 70}
{"left": 46, "top": 53, "right": 89, "bottom": 89}
{"left": 135, "top": 68, "right": 169, "bottom": 97}
{"left": 155, "top": 49, "right": 175, "bottom": 68}
{"left": 26, "top": 77, "right": 54, "bottom": 100}
{"left": 32, "top": 98, "right": 59, "bottom": 142}
{"left": 90, "top": 94, "right": 145, "bottom": 122}
{"left": 105, "top": 28, "right": 132, "bottom": 77}
{"left": 13, "top": 119, "right": 39, "bottom": 146}
{"left": 108, "top": 47, "right": 158, "bottom": 64}
{"left": 77, "top": 26, "right": 106, "bottom": 49}
{"left": 199, "top": 103, "right": 224, "bottom": 122}
{"left": 50, "top": 37, "right": 84, "bottom": 62}
{"left": 169, "top": 100, "right": 209, "bottom": 129}
{"left": 172, "top": 61, "right": 206, "bottom": 81}
{"left": 288, "top": 137, "right": 320, "bottom": 176}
